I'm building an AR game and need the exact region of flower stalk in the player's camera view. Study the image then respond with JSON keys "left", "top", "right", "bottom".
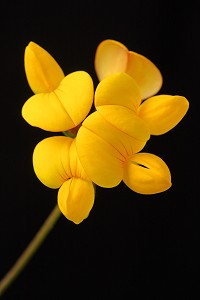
{"left": 0, "top": 205, "right": 61, "bottom": 297}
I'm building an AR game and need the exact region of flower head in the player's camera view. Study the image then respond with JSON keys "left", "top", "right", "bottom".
{"left": 22, "top": 42, "right": 94, "bottom": 132}
{"left": 33, "top": 136, "right": 95, "bottom": 224}
{"left": 21, "top": 39, "right": 190, "bottom": 223}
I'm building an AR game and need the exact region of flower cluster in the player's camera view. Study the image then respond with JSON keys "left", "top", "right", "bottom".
{"left": 22, "top": 39, "right": 189, "bottom": 224}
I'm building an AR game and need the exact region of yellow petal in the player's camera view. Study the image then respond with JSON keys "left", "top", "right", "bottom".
{"left": 33, "top": 136, "right": 73, "bottom": 188}
{"left": 97, "top": 105, "right": 150, "bottom": 143}
{"left": 86, "top": 110, "right": 147, "bottom": 157}
{"left": 69, "top": 139, "right": 91, "bottom": 180}
{"left": 76, "top": 108, "right": 149, "bottom": 187}
{"left": 94, "top": 39, "right": 128, "bottom": 81}
{"left": 25, "top": 41, "right": 65, "bottom": 94}
{"left": 54, "top": 71, "right": 94, "bottom": 127}
{"left": 58, "top": 178, "right": 95, "bottom": 224}
{"left": 95, "top": 72, "right": 142, "bottom": 111}
{"left": 94, "top": 39, "right": 162, "bottom": 100}
{"left": 137, "top": 95, "right": 189, "bottom": 135}
{"left": 76, "top": 118, "right": 124, "bottom": 188}
{"left": 126, "top": 51, "right": 163, "bottom": 100}
{"left": 22, "top": 71, "right": 94, "bottom": 132}
{"left": 123, "top": 153, "right": 172, "bottom": 194}
{"left": 22, "top": 92, "right": 74, "bottom": 131}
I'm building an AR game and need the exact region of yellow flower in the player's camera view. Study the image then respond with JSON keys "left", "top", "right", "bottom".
{"left": 33, "top": 136, "right": 95, "bottom": 224}
{"left": 137, "top": 94, "right": 189, "bottom": 135}
{"left": 94, "top": 72, "right": 189, "bottom": 136}
{"left": 75, "top": 111, "right": 171, "bottom": 193}
{"left": 94, "top": 39, "right": 163, "bottom": 100}
{"left": 22, "top": 42, "right": 94, "bottom": 132}
{"left": 75, "top": 71, "right": 188, "bottom": 193}
{"left": 22, "top": 40, "right": 189, "bottom": 202}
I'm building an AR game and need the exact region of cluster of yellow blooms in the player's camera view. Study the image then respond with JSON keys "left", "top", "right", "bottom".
{"left": 22, "top": 39, "right": 189, "bottom": 224}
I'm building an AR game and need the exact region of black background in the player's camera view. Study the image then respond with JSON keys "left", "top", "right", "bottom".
{"left": 0, "top": 1, "right": 199, "bottom": 299}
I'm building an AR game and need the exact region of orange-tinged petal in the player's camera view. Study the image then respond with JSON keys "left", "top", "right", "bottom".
{"left": 76, "top": 121, "right": 124, "bottom": 188}
{"left": 95, "top": 72, "right": 142, "bottom": 111}
{"left": 58, "top": 178, "right": 95, "bottom": 224}
{"left": 33, "top": 136, "right": 73, "bottom": 188}
{"left": 137, "top": 95, "right": 189, "bottom": 135}
{"left": 22, "top": 71, "right": 94, "bottom": 132}
{"left": 126, "top": 51, "right": 163, "bottom": 100}
{"left": 94, "top": 39, "right": 162, "bottom": 100}
{"left": 94, "top": 39, "right": 128, "bottom": 81}
{"left": 123, "top": 153, "right": 171, "bottom": 194}
{"left": 25, "top": 41, "right": 65, "bottom": 94}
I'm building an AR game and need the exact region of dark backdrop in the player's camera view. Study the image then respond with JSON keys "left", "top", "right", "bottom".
{"left": 0, "top": 1, "right": 199, "bottom": 299}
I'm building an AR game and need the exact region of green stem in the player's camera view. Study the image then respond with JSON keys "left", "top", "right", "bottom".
{"left": 0, "top": 205, "right": 61, "bottom": 298}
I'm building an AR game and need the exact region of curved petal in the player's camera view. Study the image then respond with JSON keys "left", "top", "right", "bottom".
{"left": 58, "top": 178, "right": 95, "bottom": 224}
{"left": 76, "top": 109, "right": 149, "bottom": 187}
{"left": 97, "top": 105, "right": 150, "bottom": 143}
{"left": 126, "top": 51, "right": 163, "bottom": 100}
{"left": 123, "top": 153, "right": 171, "bottom": 194}
{"left": 22, "top": 71, "right": 94, "bottom": 132}
{"left": 95, "top": 72, "right": 142, "bottom": 111}
{"left": 54, "top": 71, "right": 94, "bottom": 127}
{"left": 84, "top": 110, "right": 147, "bottom": 158}
{"left": 69, "top": 139, "right": 91, "bottom": 180}
{"left": 137, "top": 95, "right": 189, "bottom": 135}
{"left": 33, "top": 136, "right": 73, "bottom": 188}
{"left": 94, "top": 39, "right": 128, "bottom": 81}
{"left": 25, "top": 41, "right": 65, "bottom": 94}
{"left": 76, "top": 119, "right": 124, "bottom": 188}
{"left": 94, "top": 39, "right": 162, "bottom": 100}
{"left": 22, "top": 92, "right": 75, "bottom": 131}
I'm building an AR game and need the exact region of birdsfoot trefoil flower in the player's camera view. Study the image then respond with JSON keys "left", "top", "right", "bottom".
{"left": 75, "top": 71, "right": 188, "bottom": 193}
{"left": 75, "top": 109, "right": 172, "bottom": 193}
{"left": 94, "top": 72, "right": 189, "bottom": 136}
{"left": 0, "top": 38, "right": 189, "bottom": 297}
{"left": 95, "top": 39, "right": 163, "bottom": 100}
{"left": 22, "top": 42, "right": 94, "bottom": 132}
{"left": 33, "top": 136, "right": 95, "bottom": 224}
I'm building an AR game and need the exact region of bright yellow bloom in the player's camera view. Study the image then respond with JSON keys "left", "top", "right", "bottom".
{"left": 33, "top": 136, "right": 95, "bottom": 224}
{"left": 76, "top": 110, "right": 149, "bottom": 188}
{"left": 22, "top": 40, "right": 189, "bottom": 207}
{"left": 76, "top": 112, "right": 171, "bottom": 193}
{"left": 22, "top": 42, "right": 94, "bottom": 132}
{"left": 94, "top": 72, "right": 189, "bottom": 136}
{"left": 75, "top": 71, "right": 188, "bottom": 193}
{"left": 95, "top": 39, "right": 163, "bottom": 100}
